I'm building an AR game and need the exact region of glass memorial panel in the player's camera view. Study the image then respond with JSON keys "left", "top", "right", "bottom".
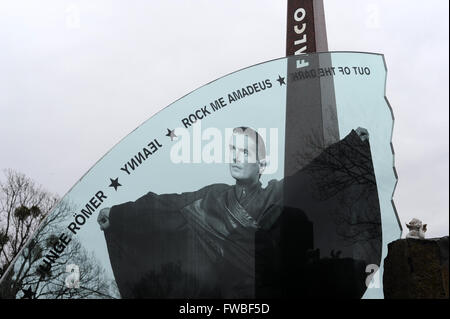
{"left": 0, "top": 52, "right": 401, "bottom": 299}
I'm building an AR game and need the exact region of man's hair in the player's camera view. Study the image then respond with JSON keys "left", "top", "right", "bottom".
{"left": 232, "top": 127, "right": 266, "bottom": 161}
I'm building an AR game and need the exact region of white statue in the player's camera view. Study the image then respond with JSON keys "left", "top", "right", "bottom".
{"left": 406, "top": 218, "right": 427, "bottom": 239}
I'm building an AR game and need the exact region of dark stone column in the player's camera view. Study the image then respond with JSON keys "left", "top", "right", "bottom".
{"left": 383, "top": 236, "right": 449, "bottom": 299}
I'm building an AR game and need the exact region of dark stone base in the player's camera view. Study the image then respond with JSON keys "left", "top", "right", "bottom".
{"left": 383, "top": 236, "right": 449, "bottom": 299}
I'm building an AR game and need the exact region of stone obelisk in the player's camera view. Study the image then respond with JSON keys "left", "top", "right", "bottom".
{"left": 284, "top": 0, "right": 338, "bottom": 175}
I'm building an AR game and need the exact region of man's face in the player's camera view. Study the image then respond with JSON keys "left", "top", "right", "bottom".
{"left": 229, "top": 133, "right": 262, "bottom": 183}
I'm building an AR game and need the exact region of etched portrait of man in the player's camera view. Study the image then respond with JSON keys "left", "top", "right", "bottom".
{"left": 98, "top": 126, "right": 382, "bottom": 299}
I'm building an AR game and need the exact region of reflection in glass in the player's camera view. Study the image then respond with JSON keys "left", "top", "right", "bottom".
{"left": 0, "top": 52, "right": 399, "bottom": 299}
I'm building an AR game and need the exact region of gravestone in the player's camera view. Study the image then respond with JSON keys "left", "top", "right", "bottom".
{"left": 383, "top": 236, "right": 449, "bottom": 299}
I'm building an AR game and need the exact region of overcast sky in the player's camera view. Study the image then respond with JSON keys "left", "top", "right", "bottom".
{"left": 0, "top": 0, "right": 448, "bottom": 238}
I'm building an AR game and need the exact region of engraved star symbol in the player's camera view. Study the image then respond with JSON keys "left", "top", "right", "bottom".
{"left": 165, "top": 128, "right": 177, "bottom": 141}
{"left": 21, "top": 287, "right": 34, "bottom": 299}
{"left": 276, "top": 75, "right": 286, "bottom": 86}
{"left": 108, "top": 177, "right": 122, "bottom": 191}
